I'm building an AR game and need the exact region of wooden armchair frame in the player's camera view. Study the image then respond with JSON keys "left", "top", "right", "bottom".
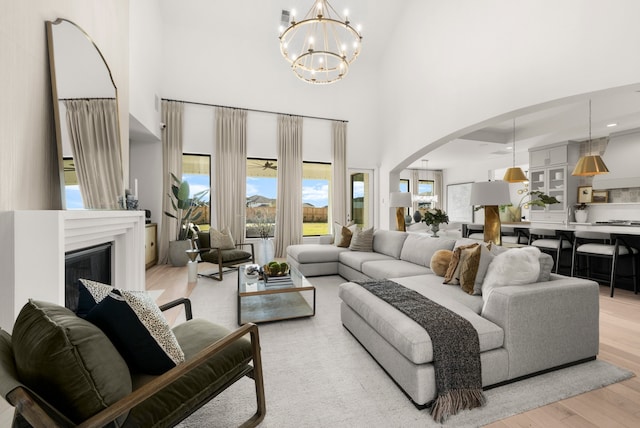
{"left": 1, "top": 299, "right": 266, "bottom": 428}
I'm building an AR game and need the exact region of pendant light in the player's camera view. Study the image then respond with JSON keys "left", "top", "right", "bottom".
{"left": 503, "top": 118, "right": 528, "bottom": 182}
{"left": 572, "top": 99, "right": 610, "bottom": 176}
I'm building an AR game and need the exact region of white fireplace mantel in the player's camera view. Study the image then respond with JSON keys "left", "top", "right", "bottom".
{"left": 0, "top": 210, "right": 145, "bottom": 330}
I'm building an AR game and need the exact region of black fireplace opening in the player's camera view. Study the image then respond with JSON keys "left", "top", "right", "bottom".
{"left": 65, "top": 242, "right": 112, "bottom": 310}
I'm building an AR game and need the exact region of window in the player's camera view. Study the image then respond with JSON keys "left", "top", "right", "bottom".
{"left": 399, "top": 179, "right": 409, "bottom": 193}
{"left": 417, "top": 179, "right": 435, "bottom": 209}
{"left": 246, "top": 158, "right": 277, "bottom": 238}
{"left": 182, "top": 154, "right": 211, "bottom": 228}
{"left": 302, "top": 162, "right": 331, "bottom": 236}
{"left": 245, "top": 159, "right": 331, "bottom": 237}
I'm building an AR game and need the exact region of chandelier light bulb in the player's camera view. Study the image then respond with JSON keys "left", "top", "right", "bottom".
{"left": 291, "top": 9, "right": 296, "bottom": 18}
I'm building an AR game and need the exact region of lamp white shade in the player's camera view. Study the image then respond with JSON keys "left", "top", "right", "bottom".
{"left": 469, "top": 181, "right": 510, "bottom": 206}
{"left": 389, "top": 192, "right": 412, "bottom": 207}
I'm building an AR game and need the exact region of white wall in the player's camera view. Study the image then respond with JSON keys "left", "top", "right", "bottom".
{"left": 377, "top": 0, "right": 640, "bottom": 229}
{"left": 158, "top": 0, "right": 382, "bottom": 179}
{"left": 0, "top": 1, "right": 129, "bottom": 210}
{"left": 129, "top": 0, "right": 162, "bottom": 140}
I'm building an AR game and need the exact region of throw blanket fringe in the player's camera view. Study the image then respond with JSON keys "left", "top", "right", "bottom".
{"left": 355, "top": 279, "right": 485, "bottom": 423}
{"left": 431, "top": 389, "right": 486, "bottom": 423}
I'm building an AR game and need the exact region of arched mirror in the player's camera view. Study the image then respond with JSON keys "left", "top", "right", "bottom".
{"left": 46, "top": 18, "right": 124, "bottom": 209}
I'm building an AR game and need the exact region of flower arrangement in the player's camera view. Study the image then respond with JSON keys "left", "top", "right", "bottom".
{"left": 255, "top": 209, "right": 274, "bottom": 239}
{"left": 422, "top": 208, "right": 449, "bottom": 226}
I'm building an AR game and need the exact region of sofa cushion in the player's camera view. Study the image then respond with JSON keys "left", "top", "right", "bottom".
{"left": 372, "top": 230, "right": 409, "bottom": 259}
{"left": 333, "top": 221, "right": 357, "bottom": 247}
{"left": 350, "top": 226, "right": 375, "bottom": 251}
{"left": 339, "top": 277, "right": 503, "bottom": 365}
{"left": 128, "top": 319, "right": 253, "bottom": 426}
{"left": 287, "top": 244, "right": 347, "bottom": 264}
{"left": 12, "top": 300, "right": 132, "bottom": 425}
{"left": 339, "top": 250, "right": 394, "bottom": 271}
{"left": 362, "top": 260, "right": 432, "bottom": 279}
{"left": 400, "top": 234, "right": 456, "bottom": 267}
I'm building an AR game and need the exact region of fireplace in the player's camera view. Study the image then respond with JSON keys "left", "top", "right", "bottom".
{"left": 0, "top": 210, "right": 145, "bottom": 330}
{"left": 65, "top": 242, "right": 112, "bottom": 310}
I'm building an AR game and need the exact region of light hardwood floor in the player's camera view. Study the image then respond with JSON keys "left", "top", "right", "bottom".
{"left": 1, "top": 265, "right": 639, "bottom": 427}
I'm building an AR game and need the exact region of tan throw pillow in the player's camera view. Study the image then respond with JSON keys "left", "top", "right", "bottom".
{"left": 444, "top": 243, "right": 478, "bottom": 285}
{"left": 430, "top": 249, "right": 453, "bottom": 277}
{"left": 349, "top": 227, "right": 374, "bottom": 252}
{"left": 210, "top": 227, "right": 235, "bottom": 250}
{"left": 460, "top": 245, "right": 483, "bottom": 294}
{"left": 336, "top": 226, "right": 354, "bottom": 247}
{"left": 333, "top": 221, "right": 357, "bottom": 247}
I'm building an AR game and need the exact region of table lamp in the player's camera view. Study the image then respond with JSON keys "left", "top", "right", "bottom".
{"left": 390, "top": 192, "right": 412, "bottom": 232}
{"left": 469, "top": 181, "right": 510, "bottom": 245}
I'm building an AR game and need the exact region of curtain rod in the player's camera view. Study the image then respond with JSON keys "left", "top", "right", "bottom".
{"left": 161, "top": 98, "right": 348, "bottom": 123}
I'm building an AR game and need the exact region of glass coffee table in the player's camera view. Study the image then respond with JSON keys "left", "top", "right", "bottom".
{"left": 237, "top": 264, "right": 316, "bottom": 325}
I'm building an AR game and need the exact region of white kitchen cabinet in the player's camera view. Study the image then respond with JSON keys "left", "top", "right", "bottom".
{"left": 528, "top": 142, "right": 580, "bottom": 223}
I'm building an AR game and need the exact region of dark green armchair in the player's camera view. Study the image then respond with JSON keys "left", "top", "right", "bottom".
{"left": 196, "top": 231, "right": 255, "bottom": 281}
{"left": 0, "top": 298, "right": 265, "bottom": 427}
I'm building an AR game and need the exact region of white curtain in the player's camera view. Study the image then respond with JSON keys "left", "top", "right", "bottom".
{"left": 275, "top": 115, "right": 303, "bottom": 257}
{"left": 159, "top": 100, "right": 184, "bottom": 264}
{"left": 64, "top": 99, "right": 123, "bottom": 209}
{"left": 215, "top": 107, "right": 247, "bottom": 243}
{"left": 331, "top": 121, "right": 348, "bottom": 226}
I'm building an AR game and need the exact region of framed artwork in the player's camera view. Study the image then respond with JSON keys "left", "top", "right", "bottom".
{"left": 592, "top": 190, "right": 609, "bottom": 203}
{"left": 446, "top": 182, "right": 474, "bottom": 223}
{"left": 577, "top": 186, "right": 593, "bottom": 204}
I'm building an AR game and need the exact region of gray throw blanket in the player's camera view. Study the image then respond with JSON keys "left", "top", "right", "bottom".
{"left": 355, "top": 279, "right": 485, "bottom": 423}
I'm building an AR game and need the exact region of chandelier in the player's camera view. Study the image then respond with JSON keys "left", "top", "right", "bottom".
{"left": 279, "top": 0, "right": 363, "bottom": 84}
{"left": 572, "top": 99, "right": 609, "bottom": 176}
{"left": 503, "top": 118, "right": 528, "bottom": 182}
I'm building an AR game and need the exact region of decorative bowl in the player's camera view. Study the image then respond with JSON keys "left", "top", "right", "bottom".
{"left": 262, "top": 262, "right": 290, "bottom": 277}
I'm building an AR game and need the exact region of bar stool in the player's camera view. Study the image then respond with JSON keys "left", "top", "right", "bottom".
{"left": 465, "top": 224, "right": 484, "bottom": 240}
{"left": 501, "top": 226, "right": 529, "bottom": 245}
{"left": 571, "top": 231, "right": 639, "bottom": 297}
{"left": 529, "top": 228, "right": 573, "bottom": 274}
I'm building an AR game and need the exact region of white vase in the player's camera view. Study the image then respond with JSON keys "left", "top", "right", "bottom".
{"left": 255, "top": 238, "right": 275, "bottom": 266}
{"left": 575, "top": 209, "right": 588, "bottom": 223}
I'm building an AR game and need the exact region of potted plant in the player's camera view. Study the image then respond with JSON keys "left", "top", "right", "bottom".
{"left": 574, "top": 203, "right": 588, "bottom": 223}
{"left": 164, "top": 173, "right": 209, "bottom": 266}
{"left": 422, "top": 208, "right": 449, "bottom": 237}
{"left": 502, "top": 190, "right": 560, "bottom": 222}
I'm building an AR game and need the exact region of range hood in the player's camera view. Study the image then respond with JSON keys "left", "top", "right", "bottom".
{"left": 592, "top": 129, "right": 640, "bottom": 190}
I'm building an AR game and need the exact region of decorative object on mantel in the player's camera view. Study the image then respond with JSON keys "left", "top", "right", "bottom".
{"left": 470, "top": 181, "right": 510, "bottom": 245}
{"left": 164, "top": 173, "right": 209, "bottom": 267}
{"left": 422, "top": 208, "right": 449, "bottom": 238}
{"left": 412, "top": 210, "right": 423, "bottom": 223}
{"left": 503, "top": 118, "right": 528, "bottom": 183}
{"left": 572, "top": 99, "right": 610, "bottom": 176}
{"left": 279, "top": 0, "right": 363, "bottom": 84}
{"left": 574, "top": 203, "right": 589, "bottom": 223}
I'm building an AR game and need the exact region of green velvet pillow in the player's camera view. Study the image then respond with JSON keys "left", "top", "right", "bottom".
{"left": 11, "top": 300, "right": 132, "bottom": 425}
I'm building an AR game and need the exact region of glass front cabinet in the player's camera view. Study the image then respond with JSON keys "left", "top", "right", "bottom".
{"left": 528, "top": 142, "right": 580, "bottom": 223}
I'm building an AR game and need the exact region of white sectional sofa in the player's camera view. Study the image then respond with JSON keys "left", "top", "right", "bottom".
{"left": 286, "top": 230, "right": 600, "bottom": 406}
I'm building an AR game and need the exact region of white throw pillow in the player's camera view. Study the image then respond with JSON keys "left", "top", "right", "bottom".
{"left": 482, "top": 246, "right": 541, "bottom": 303}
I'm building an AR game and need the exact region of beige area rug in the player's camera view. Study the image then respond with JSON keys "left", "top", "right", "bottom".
{"left": 175, "top": 274, "right": 633, "bottom": 428}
